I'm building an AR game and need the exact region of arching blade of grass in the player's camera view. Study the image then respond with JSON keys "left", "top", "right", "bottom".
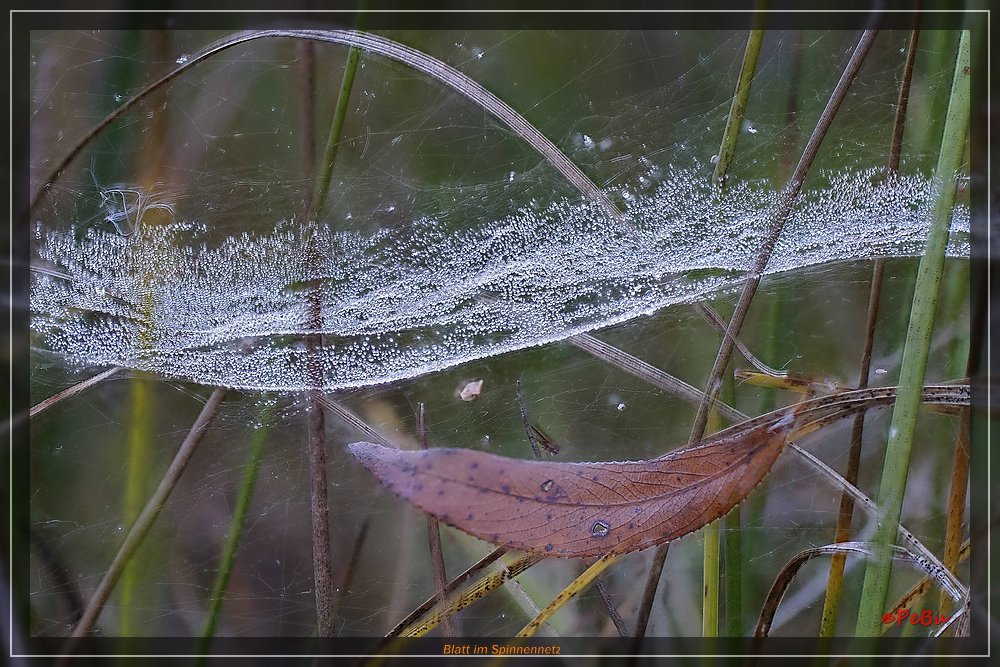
{"left": 787, "top": 442, "right": 966, "bottom": 603}
{"left": 855, "top": 30, "right": 970, "bottom": 637}
{"left": 819, "top": 27, "right": 920, "bottom": 640}
{"left": 884, "top": 540, "right": 969, "bottom": 635}
{"left": 31, "top": 30, "right": 621, "bottom": 222}
{"left": 196, "top": 400, "right": 274, "bottom": 656}
{"left": 755, "top": 541, "right": 964, "bottom": 639}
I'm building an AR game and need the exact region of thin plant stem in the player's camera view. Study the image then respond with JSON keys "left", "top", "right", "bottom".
{"left": 712, "top": 29, "right": 764, "bottom": 190}
{"left": 819, "top": 27, "right": 920, "bottom": 640}
{"left": 332, "top": 518, "right": 370, "bottom": 620}
{"left": 418, "top": 402, "right": 456, "bottom": 636}
{"left": 817, "top": 259, "right": 886, "bottom": 638}
{"left": 386, "top": 547, "right": 507, "bottom": 637}
{"left": 197, "top": 401, "right": 273, "bottom": 655}
{"left": 706, "top": 43, "right": 764, "bottom": 639}
{"left": 855, "top": 30, "right": 970, "bottom": 636}
{"left": 398, "top": 552, "right": 542, "bottom": 638}
{"left": 702, "top": 378, "right": 729, "bottom": 638}
{"left": 631, "top": 543, "right": 669, "bottom": 641}
{"left": 694, "top": 303, "right": 787, "bottom": 378}
{"left": 117, "top": 32, "right": 172, "bottom": 634}
{"left": 302, "top": 44, "right": 336, "bottom": 633}
{"left": 594, "top": 577, "right": 628, "bottom": 637}
{"left": 702, "top": 518, "right": 721, "bottom": 638}
{"left": 66, "top": 388, "right": 226, "bottom": 645}
{"left": 720, "top": 373, "right": 742, "bottom": 636}
{"left": 516, "top": 553, "right": 619, "bottom": 637}
{"left": 313, "top": 42, "right": 362, "bottom": 219}
{"left": 29, "top": 366, "right": 122, "bottom": 419}
{"left": 638, "top": 30, "right": 879, "bottom": 637}
{"left": 688, "top": 30, "right": 879, "bottom": 446}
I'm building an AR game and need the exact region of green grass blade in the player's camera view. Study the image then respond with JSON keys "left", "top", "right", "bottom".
{"left": 713, "top": 29, "right": 764, "bottom": 190}
{"left": 197, "top": 401, "right": 273, "bottom": 654}
{"left": 312, "top": 43, "right": 362, "bottom": 218}
{"left": 855, "top": 30, "right": 970, "bottom": 636}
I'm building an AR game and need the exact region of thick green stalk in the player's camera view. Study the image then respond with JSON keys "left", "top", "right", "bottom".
{"left": 118, "top": 380, "right": 151, "bottom": 636}
{"left": 855, "top": 30, "right": 970, "bottom": 636}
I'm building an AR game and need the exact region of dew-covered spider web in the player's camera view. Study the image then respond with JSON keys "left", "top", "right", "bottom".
{"left": 29, "top": 29, "right": 969, "bottom": 392}
{"left": 26, "top": 28, "right": 972, "bottom": 640}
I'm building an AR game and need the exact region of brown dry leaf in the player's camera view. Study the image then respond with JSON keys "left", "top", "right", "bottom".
{"left": 349, "top": 409, "right": 798, "bottom": 557}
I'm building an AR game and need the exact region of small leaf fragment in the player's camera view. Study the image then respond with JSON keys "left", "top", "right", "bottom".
{"left": 349, "top": 408, "right": 797, "bottom": 557}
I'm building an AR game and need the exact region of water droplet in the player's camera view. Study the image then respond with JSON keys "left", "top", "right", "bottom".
{"left": 540, "top": 479, "right": 553, "bottom": 492}
{"left": 591, "top": 520, "right": 610, "bottom": 538}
